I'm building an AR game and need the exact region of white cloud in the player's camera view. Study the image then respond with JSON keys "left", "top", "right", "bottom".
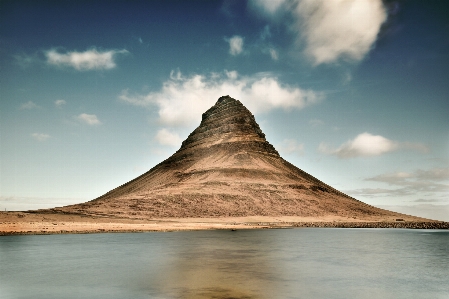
{"left": 251, "top": 0, "right": 387, "bottom": 65}
{"left": 20, "top": 101, "right": 38, "bottom": 110}
{"left": 268, "top": 48, "right": 278, "bottom": 60}
{"left": 155, "top": 128, "right": 182, "bottom": 147}
{"left": 45, "top": 48, "right": 128, "bottom": 71}
{"left": 277, "top": 139, "right": 304, "bottom": 155}
{"left": 319, "top": 132, "right": 398, "bottom": 158}
{"left": 249, "top": 0, "right": 286, "bottom": 16}
{"left": 227, "top": 35, "right": 244, "bottom": 56}
{"left": 119, "top": 70, "right": 322, "bottom": 126}
{"left": 319, "top": 132, "right": 429, "bottom": 158}
{"left": 295, "top": 0, "right": 387, "bottom": 65}
{"left": 225, "top": 70, "right": 238, "bottom": 80}
{"left": 77, "top": 113, "right": 101, "bottom": 125}
{"left": 31, "top": 133, "right": 50, "bottom": 141}
{"left": 54, "top": 99, "right": 66, "bottom": 107}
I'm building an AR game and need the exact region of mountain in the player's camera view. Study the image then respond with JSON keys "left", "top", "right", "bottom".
{"left": 54, "top": 96, "right": 404, "bottom": 219}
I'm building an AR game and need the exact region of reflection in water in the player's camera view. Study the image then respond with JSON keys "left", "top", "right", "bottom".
{"left": 140, "top": 230, "right": 282, "bottom": 299}
{"left": 1, "top": 229, "right": 448, "bottom": 299}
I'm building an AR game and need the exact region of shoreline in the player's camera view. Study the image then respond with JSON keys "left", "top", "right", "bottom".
{"left": 1, "top": 212, "right": 448, "bottom": 235}
{"left": 2, "top": 222, "right": 448, "bottom": 236}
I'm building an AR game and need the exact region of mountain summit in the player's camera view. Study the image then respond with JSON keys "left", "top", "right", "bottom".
{"left": 56, "top": 96, "right": 401, "bottom": 219}
{"left": 180, "top": 95, "right": 278, "bottom": 157}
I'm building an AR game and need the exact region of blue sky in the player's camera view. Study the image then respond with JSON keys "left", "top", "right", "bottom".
{"left": 1, "top": 0, "right": 448, "bottom": 220}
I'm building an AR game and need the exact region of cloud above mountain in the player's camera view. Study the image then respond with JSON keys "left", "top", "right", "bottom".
{"left": 77, "top": 113, "right": 101, "bottom": 125}
{"left": 319, "top": 132, "right": 428, "bottom": 158}
{"left": 54, "top": 99, "right": 66, "bottom": 107}
{"left": 20, "top": 101, "right": 39, "bottom": 110}
{"left": 45, "top": 48, "right": 129, "bottom": 71}
{"left": 155, "top": 128, "right": 182, "bottom": 147}
{"left": 250, "top": 0, "right": 387, "bottom": 65}
{"left": 226, "top": 35, "right": 244, "bottom": 56}
{"left": 277, "top": 139, "right": 304, "bottom": 156}
{"left": 119, "top": 70, "right": 322, "bottom": 126}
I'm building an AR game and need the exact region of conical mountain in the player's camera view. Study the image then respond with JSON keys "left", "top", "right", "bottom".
{"left": 56, "top": 96, "right": 402, "bottom": 219}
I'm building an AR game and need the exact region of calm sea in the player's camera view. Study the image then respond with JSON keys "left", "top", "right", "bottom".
{"left": 0, "top": 229, "right": 448, "bottom": 299}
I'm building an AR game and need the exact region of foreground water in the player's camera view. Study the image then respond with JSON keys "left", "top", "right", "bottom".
{"left": 0, "top": 229, "right": 448, "bottom": 299}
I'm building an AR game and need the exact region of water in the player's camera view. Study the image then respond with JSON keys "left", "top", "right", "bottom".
{"left": 1, "top": 229, "right": 448, "bottom": 299}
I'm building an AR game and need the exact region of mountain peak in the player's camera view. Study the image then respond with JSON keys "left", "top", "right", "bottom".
{"left": 54, "top": 95, "right": 406, "bottom": 220}
{"left": 179, "top": 95, "right": 278, "bottom": 156}
{"left": 216, "top": 94, "right": 233, "bottom": 105}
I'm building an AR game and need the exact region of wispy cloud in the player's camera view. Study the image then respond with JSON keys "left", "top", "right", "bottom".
{"left": 77, "top": 113, "right": 101, "bottom": 125}
{"left": 277, "top": 139, "right": 304, "bottom": 155}
{"left": 45, "top": 48, "right": 129, "bottom": 71}
{"left": 226, "top": 35, "right": 244, "bottom": 56}
{"left": 268, "top": 48, "right": 278, "bottom": 60}
{"left": 319, "top": 132, "right": 428, "bottom": 158}
{"left": 20, "top": 101, "right": 39, "bottom": 110}
{"left": 309, "top": 119, "right": 324, "bottom": 127}
{"left": 13, "top": 52, "right": 37, "bottom": 68}
{"left": 366, "top": 168, "right": 449, "bottom": 186}
{"left": 259, "top": 26, "right": 279, "bottom": 60}
{"left": 119, "top": 70, "right": 322, "bottom": 126}
{"left": 377, "top": 204, "right": 449, "bottom": 222}
{"left": 155, "top": 128, "right": 182, "bottom": 147}
{"left": 250, "top": 0, "right": 387, "bottom": 65}
{"left": 249, "top": 0, "right": 286, "bottom": 16}
{"left": 345, "top": 187, "right": 410, "bottom": 197}
{"left": 412, "top": 199, "right": 440, "bottom": 203}
{"left": 413, "top": 167, "right": 449, "bottom": 181}
{"left": 346, "top": 167, "right": 449, "bottom": 199}
{"left": 31, "top": 133, "right": 50, "bottom": 141}
{"left": 366, "top": 168, "right": 449, "bottom": 193}
{"left": 260, "top": 25, "right": 272, "bottom": 40}
{"left": 54, "top": 99, "right": 66, "bottom": 107}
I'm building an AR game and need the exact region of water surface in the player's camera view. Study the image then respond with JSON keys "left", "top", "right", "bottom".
{"left": 1, "top": 229, "right": 448, "bottom": 299}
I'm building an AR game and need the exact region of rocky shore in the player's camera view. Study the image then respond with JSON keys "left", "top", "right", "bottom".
{"left": 1, "top": 212, "right": 447, "bottom": 236}
{"left": 289, "top": 221, "right": 449, "bottom": 229}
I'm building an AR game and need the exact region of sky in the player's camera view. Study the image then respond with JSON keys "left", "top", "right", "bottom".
{"left": 1, "top": 0, "right": 448, "bottom": 220}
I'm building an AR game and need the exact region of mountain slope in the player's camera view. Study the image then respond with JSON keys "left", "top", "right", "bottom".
{"left": 54, "top": 96, "right": 408, "bottom": 219}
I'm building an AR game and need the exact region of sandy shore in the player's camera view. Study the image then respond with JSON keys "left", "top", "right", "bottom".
{"left": 1, "top": 212, "right": 448, "bottom": 235}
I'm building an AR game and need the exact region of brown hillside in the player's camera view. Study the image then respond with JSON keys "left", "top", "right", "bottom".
{"left": 53, "top": 96, "right": 411, "bottom": 220}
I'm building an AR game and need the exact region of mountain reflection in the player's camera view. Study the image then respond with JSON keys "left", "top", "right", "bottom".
{"left": 142, "top": 229, "right": 282, "bottom": 299}
{"left": 2, "top": 230, "right": 448, "bottom": 298}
